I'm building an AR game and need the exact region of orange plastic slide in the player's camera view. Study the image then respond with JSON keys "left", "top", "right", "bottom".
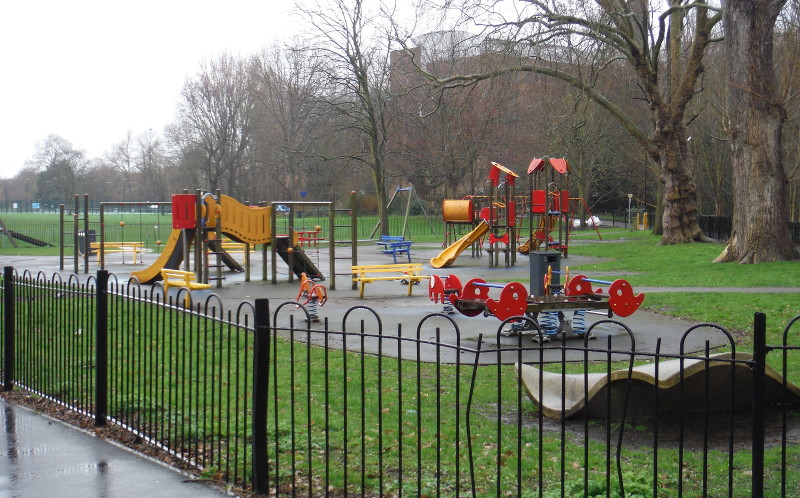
{"left": 430, "top": 220, "right": 490, "bottom": 269}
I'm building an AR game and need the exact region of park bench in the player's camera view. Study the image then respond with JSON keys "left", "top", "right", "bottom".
{"left": 218, "top": 239, "right": 251, "bottom": 260}
{"left": 159, "top": 268, "right": 212, "bottom": 306}
{"left": 89, "top": 241, "right": 145, "bottom": 264}
{"left": 381, "top": 240, "right": 413, "bottom": 263}
{"left": 297, "top": 228, "right": 323, "bottom": 247}
{"left": 219, "top": 239, "right": 248, "bottom": 252}
{"left": 351, "top": 263, "right": 428, "bottom": 298}
{"left": 376, "top": 235, "right": 404, "bottom": 249}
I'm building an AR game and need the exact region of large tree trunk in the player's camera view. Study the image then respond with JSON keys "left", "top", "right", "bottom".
{"left": 651, "top": 181, "right": 664, "bottom": 235}
{"left": 372, "top": 158, "right": 390, "bottom": 237}
{"left": 715, "top": 0, "right": 798, "bottom": 263}
{"left": 657, "top": 123, "right": 704, "bottom": 243}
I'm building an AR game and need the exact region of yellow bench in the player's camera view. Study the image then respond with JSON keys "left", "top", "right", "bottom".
{"left": 159, "top": 269, "right": 211, "bottom": 306}
{"left": 90, "top": 241, "right": 145, "bottom": 264}
{"left": 220, "top": 240, "right": 250, "bottom": 260}
{"left": 351, "top": 263, "right": 429, "bottom": 298}
{"left": 209, "top": 238, "right": 250, "bottom": 262}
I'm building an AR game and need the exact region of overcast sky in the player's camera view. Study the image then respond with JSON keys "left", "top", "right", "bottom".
{"left": 0, "top": 1, "right": 298, "bottom": 178}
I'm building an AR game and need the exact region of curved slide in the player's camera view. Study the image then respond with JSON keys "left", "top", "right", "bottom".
{"left": 430, "top": 220, "right": 490, "bottom": 269}
{"left": 131, "top": 229, "right": 188, "bottom": 284}
{"left": 274, "top": 236, "right": 324, "bottom": 280}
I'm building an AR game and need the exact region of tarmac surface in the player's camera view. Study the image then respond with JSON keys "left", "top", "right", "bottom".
{"left": 0, "top": 239, "right": 798, "bottom": 496}
{"left": 0, "top": 399, "right": 230, "bottom": 497}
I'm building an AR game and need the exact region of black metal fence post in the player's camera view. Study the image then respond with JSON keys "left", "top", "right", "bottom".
{"left": 752, "top": 312, "right": 767, "bottom": 498}
{"left": 3, "top": 266, "right": 14, "bottom": 391}
{"left": 252, "top": 298, "right": 270, "bottom": 493}
{"left": 95, "top": 270, "right": 109, "bottom": 426}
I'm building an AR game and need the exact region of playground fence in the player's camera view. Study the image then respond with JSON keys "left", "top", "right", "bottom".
{"left": 698, "top": 215, "right": 800, "bottom": 244}
{"left": 1, "top": 267, "right": 799, "bottom": 496}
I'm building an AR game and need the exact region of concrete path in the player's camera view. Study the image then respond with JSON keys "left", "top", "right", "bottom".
{"left": 0, "top": 399, "right": 230, "bottom": 497}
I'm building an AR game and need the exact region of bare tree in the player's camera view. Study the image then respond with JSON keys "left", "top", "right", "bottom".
{"left": 136, "top": 130, "right": 170, "bottom": 200}
{"left": 407, "top": 1, "right": 722, "bottom": 244}
{"left": 297, "top": 0, "right": 397, "bottom": 234}
{"left": 782, "top": 0, "right": 800, "bottom": 222}
{"left": 28, "top": 134, "right": 86, "bottom": 206}
{"left": 714, "top": 0, "right": 799, "bottom": 262}
{"left": 175, "top": 54, "right": 255, "bottom": 196}
{"left": 389, "top": 36, "right": 541, "bottom": 201}
{"left": 106, "top": 132, "right": 137, "bottom": 200}
{"left": 249, "top": 42, "right": 328, "bottom": 201}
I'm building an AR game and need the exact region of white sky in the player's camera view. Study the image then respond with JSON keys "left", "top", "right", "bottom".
{"left": 0, "top": 1, "right": 298, "bottom": 178}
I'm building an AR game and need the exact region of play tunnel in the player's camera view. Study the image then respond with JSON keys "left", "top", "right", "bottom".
{"left": 442, "top": 199, "right": 474, "bottom": 223}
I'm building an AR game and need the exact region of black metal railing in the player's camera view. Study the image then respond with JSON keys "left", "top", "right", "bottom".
{"left": 1, "top": 267, "right": 799, "bottom": 496}
{"left": 698, "top": 215, "right": 800, "bottom": 244}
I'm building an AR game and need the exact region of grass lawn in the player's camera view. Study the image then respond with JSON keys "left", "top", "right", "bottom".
{"left": 567, "top": 231, "right": 799, "bottom": 326}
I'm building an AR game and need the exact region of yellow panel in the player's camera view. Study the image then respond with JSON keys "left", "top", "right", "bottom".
{"left": 218, "top": 195, "right": 272, "bottom": 245}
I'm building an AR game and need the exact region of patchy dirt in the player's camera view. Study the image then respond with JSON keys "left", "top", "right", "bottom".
{"left": 498, "top": 405, "right": 800, "bottom": 452}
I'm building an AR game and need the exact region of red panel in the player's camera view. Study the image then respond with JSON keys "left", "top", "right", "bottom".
{"left": 489, "top": 163, "right": 501, "bottom": 186}
{"left": 551, "top": 191, "right": 560, "bottom": 212}
{"left": 560, "top": 190, "right": 570, "bottom": 212}
{"left": 489, "top": 232, "right": 509, "bottom": 245}
{"left": 461, "top": 278, "right": 490, "bottom": 300}
{"left": 532, "top": 190, "right": 546, "bottom": 213}
{"left": 507, "top": 201, "right": 516, "bottom": 226}
{"left": 172, "top": 194, "right": 197, "bottom": 229}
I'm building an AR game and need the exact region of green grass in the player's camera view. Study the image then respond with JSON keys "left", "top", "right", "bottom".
{"left": 566, "top": 229, "right": 800, "bottom": 334}
{"left": 0, "top": 212, "right": 443, "bottom": 255}
{"left": 567, "top": 230, "right": 800, "bottom": 287}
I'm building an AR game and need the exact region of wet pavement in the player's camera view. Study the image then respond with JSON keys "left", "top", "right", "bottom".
{"left": 0, "top": 399, "right": 230, "bottom": 497}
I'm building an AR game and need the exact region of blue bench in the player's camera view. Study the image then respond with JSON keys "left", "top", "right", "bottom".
{"left": 376, "top": 235, "right": 404, "bottom": 250}
{"left": 382, "top": 240, "right": 412, "bottom": 263}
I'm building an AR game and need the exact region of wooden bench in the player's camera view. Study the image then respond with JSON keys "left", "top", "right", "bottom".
{"left": 381, "top": 240, "right": 412, "bottom": 263}
{"left": 159, "top": 269, "right": 212, "bottom": 306}
{"left": 90, "top": 241, "right": 145, "bottom": 264}
{"left": 351, "top": 263, "right": 428, "bottom": 298}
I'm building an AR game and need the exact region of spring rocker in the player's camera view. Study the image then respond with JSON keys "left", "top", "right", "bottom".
{"left": 429, "top": 268, "right": 645, "bottom": 341}
{"left": 296, "top": 272, "right": 328, "bottom": 322}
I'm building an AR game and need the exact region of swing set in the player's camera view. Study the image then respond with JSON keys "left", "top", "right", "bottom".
{"left": 368, "top": 185, "right": 436, "bottom": 240}
{"left": 59, "top": 194, "right": 171, "bottom": 273}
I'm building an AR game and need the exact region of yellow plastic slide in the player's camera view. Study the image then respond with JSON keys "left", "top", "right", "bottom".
{"left": 430, "top": 220, "right": 490, "bottom": 269}
{"left": 130, "top": 229, "right": 184, "bottom": 284}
